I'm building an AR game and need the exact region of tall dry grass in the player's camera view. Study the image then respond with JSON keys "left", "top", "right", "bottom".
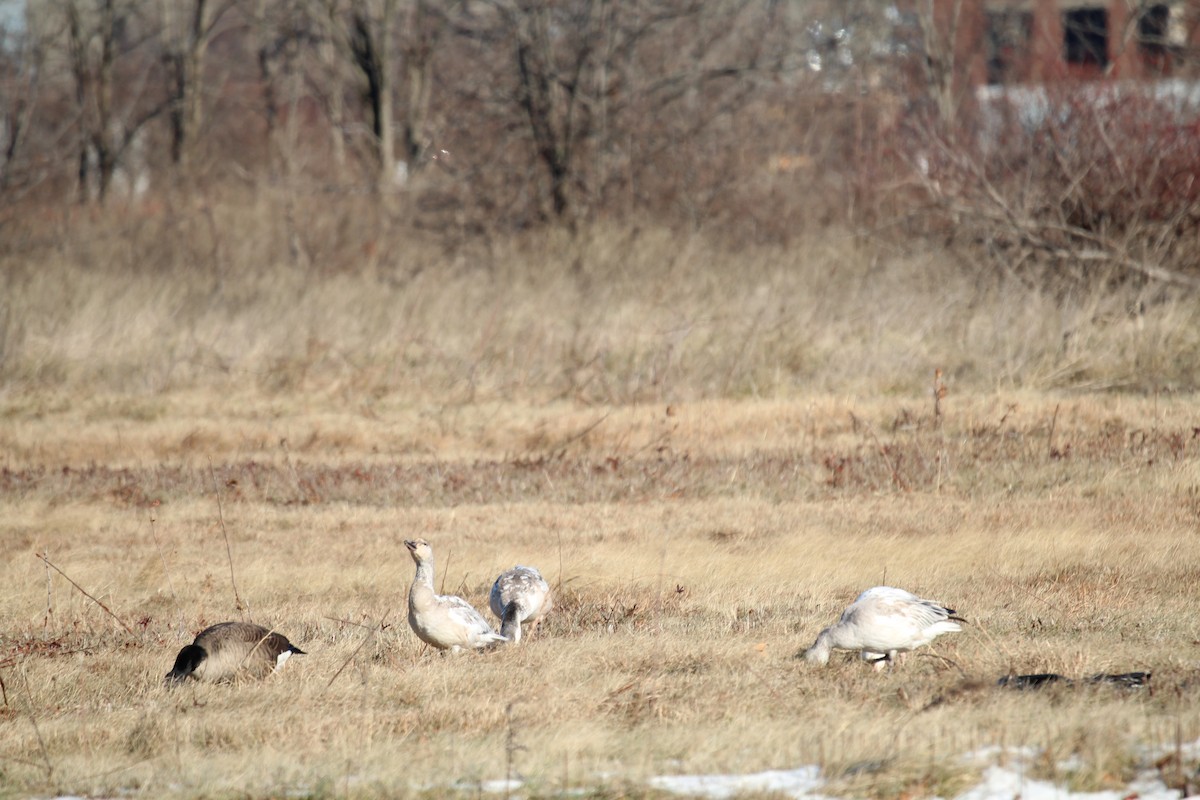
{"left": 2, "top": 190, "right": 1199, "bottom": 407}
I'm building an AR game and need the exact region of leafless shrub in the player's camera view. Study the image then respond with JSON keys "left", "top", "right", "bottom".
{"left": 906, "top": 84, "right": 1200, "bottom": 293}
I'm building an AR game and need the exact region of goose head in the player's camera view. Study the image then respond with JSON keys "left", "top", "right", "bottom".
{"left": 404, "top": 538, "right": 433, "bottom": 564}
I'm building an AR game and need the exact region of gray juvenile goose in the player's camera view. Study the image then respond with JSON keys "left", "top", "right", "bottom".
{"left": 489, "top": 565, "right": 553, "bottom": 643}
{"left": 165, "top": 621, "right": 305, "bottom": 684}
{"left": 404, "top": 538, "right": 507, "bottom": 652}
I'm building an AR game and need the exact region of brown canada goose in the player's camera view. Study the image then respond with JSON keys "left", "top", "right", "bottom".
{"left": 802, "top": 586, "right": 963, "bottom": 670}
{"left": 997, "top": 671, "right": 1150, "bottom": 690}
{"left": 404, "top": 538, "right": 507, "bottom": 652}
{"left": 165, "top": 621, "right": 305, "bottom": 684}
{"left": 489, "top": 565, "right": 553, "bottom": 643}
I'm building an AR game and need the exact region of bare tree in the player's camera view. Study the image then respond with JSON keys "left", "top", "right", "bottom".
{"left": 491, "top": 0, "right": 599, "bottom": 219}
{"left": 0, "top": 11, "right": 44, "bottom": 195}
{"left": 305, "top": 0, "right": 448, "bottom": 190}
{"left": 394, "top": 0, "right": 444, "bottom": 168}
{"left": 61, "top": 0, "right": 165, "bottom": 203}
{"left": 347, "top": 0, "right": 397, "bottom": 186}
{"left": 462, "top": 0, "right": 789, "bottom": 224}
{"left": 251, "top": 0, "right": 312, "bottom": 179}
{"left": 159, "top": 0, "right": 234, "bottom": 170}
{"left": 310, "top": 0, "right": 347, "bottom": 173}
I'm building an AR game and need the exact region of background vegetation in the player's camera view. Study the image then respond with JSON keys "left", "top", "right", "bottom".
{"left": 3, "top": 1, "right": 1200, "bottom": 798}
{"left": 3, "top": 1, "right": 1200, "bottom": 400}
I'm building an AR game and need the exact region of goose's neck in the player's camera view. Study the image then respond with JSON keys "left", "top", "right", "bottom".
{"left": 823, "top": 624, "right": 855, "bottom": 650}
{"left": 413, "top": 559, "right": 436, "bottom": 590}
{"left": 500, "top": 603, "right": 523, "bottom": 643}
{"left": 804, "top": 628, "right": 835, "bottom": 663}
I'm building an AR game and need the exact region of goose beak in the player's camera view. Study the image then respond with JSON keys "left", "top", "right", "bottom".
{"left": 403, "top": 540, "right": 417, "bottom": 552}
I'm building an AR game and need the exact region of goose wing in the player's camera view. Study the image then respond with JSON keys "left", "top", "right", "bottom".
{"left": 904, "top": 597, "right": 958, "bottom": 628}
{"left": 201, "top": 622, "right": 294, "bottom": 659}
{"left": 438, "top": 594, "right": 503, "bottom": 642}
{"left": 851, "top": 587, "right": 954, "bottom": 627}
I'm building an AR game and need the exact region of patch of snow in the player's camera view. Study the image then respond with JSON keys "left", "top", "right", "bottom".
{"left": 1055, "top": 754, "right": 1086, "bottom": 772}
{"left": 953, "top": 765, "right": 1181, "bottom": 800}
{"left": 643, "top": 753, "right": 1186, "bottom": 800}
{"left": 1143, "top": 736, "right": 1200, "bottom": 762}
{"left": 478, "top": 778, "right": 524, "bottom": 793}
{"left": 648, "top": 765, "right": 825, "bottom": 799}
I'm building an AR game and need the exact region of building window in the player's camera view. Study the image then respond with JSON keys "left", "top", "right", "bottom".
{"left": 1064, "top": 7, "right": 1108, "bottom": 67}
{"left": 1138, "top": 4, "right": 1170, "bottom": 56}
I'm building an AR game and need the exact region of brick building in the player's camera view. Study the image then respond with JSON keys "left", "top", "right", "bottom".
{"left": 930, "top": 0, "right": 1200, "bottom": 92}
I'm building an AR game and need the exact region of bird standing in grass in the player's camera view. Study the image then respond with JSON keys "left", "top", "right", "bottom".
{"left": 165, "top": 621, "right": 305, "bottom": 684}
{"left": 802, "top": 586, "right": 963, "bottom": 669}
{"left": 404, "top": 538, "right": 507, "bottom": 652}
{"left": 489, "top": 565, "right": 553, "bottom": 643}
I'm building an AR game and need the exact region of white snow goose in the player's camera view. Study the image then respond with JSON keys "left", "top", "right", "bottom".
{"left": 404, "top": 538, "right": 507, "bottom": 652}
{"left": 489, "top": 565, "right": 553, "bottom": 643}
{"left": 802, "top": 586, "right": 963, "bottom": 670}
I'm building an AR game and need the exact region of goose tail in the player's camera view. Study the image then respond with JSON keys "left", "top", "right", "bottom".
{"left": 929, "top": 619, "right": 963, "bottom": 636}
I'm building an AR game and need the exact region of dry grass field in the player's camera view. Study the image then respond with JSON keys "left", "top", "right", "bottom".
{"left": 2, "top": 212, "right": 1200, "bottom": 799}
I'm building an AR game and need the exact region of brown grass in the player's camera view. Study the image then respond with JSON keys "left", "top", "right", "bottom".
{"left": 2, "top": 205, "right": 1200, "bottom": 798}
{"left": 2, "top": 390, "right": 1200, "bottom": 799}
{"left": 4, "top": 192, "right": 1200, "bottom": 404}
